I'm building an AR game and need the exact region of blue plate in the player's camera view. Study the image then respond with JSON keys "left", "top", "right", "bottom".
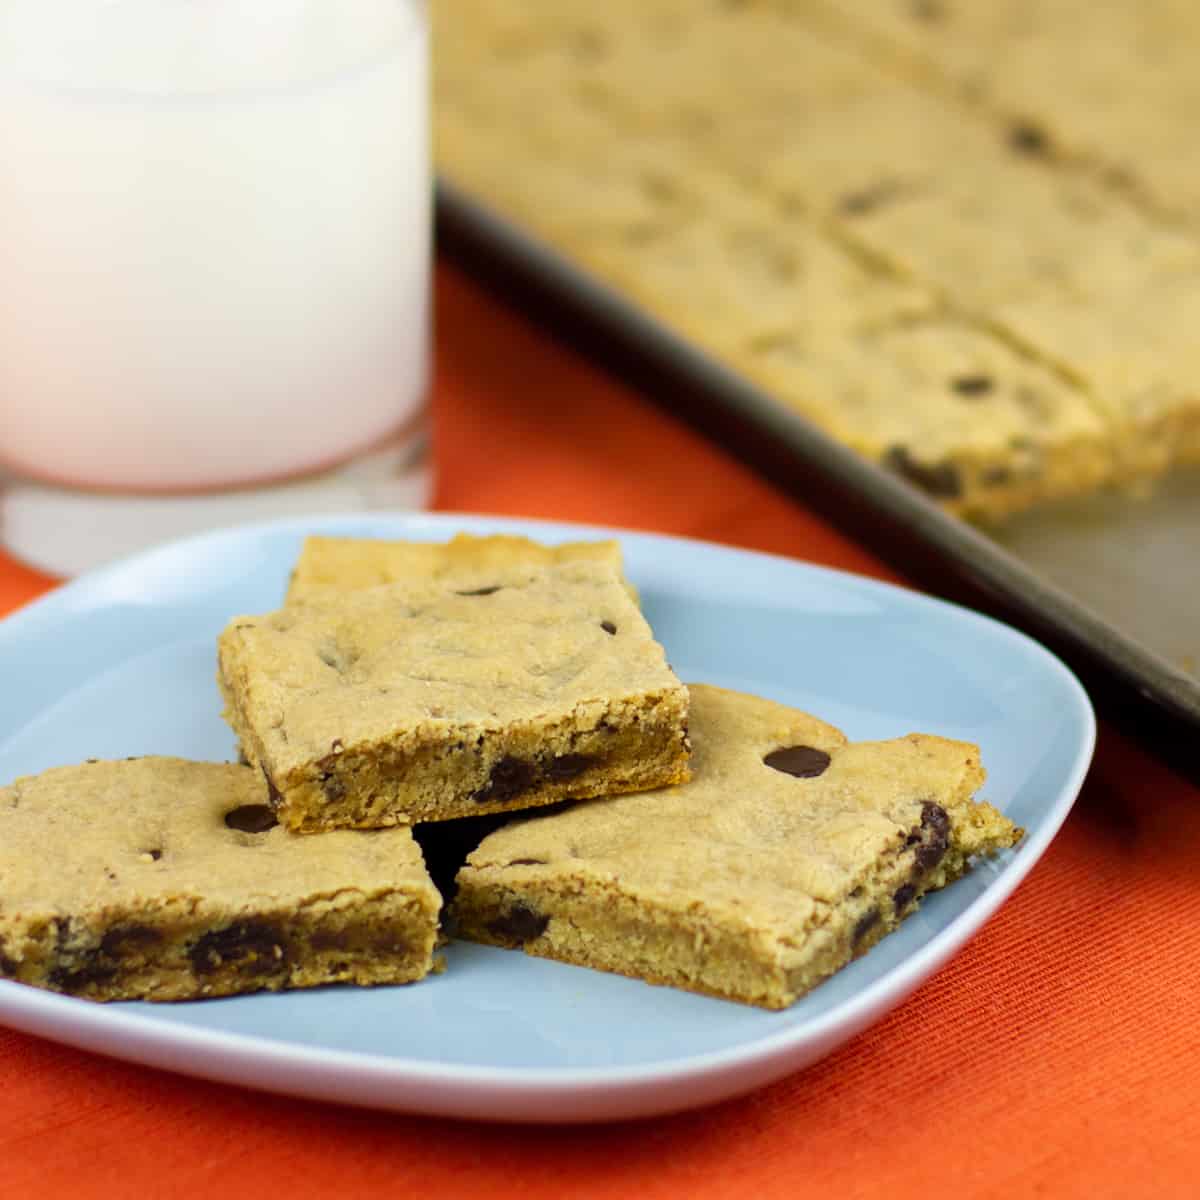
{"left": 0, "top": 513, "right": 1094, "bottom": 1121}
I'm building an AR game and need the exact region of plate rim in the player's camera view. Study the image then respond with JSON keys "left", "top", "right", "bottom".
{"left": 0, "top": 511, "right": 1096, "bottom": 1120}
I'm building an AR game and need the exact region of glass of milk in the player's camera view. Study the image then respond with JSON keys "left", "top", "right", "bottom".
{"left": 0, "top": 0, "right": 431, "bottom": 575}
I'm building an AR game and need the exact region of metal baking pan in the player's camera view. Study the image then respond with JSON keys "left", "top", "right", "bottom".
{"left": 436, "top": 179, "right": 1200, "bottom": 782}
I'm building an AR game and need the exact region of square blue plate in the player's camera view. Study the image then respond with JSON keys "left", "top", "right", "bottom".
{"left": 0, "top": 514, "right": 1094, "bottom": 1122}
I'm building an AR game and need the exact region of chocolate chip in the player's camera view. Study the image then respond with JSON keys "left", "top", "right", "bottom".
{"left": 951, "top": 373, "right": 993, "bottom": 397}
{"left": 100, "top": 924, "right": 161, "bottom": 956}
{"left": 507, "top": 858, "right": 548, "bottom": 866}
{"left": 487, "top": 903, "right": 549, "bottom": 944}
{"left": 144, "top": 848, "right": 163, "bottom": 861}
{"left": 48, "top": 957, "right": 117, "bottom": 993}
{"left": 892, "top": 883, "right": 917, "bottom": 912}
{"left": 852, "top": 908, "right": 881, "bottom": 947}
{"left": 1008, "top": 120, "right": 1050, "bottom": 157}
{"left": 600, "top": 620, "right": 617, "bottom": 635}
{"left": 763, "top": 745, "right": 831, "bottom": 778}
{"left": 224, "top": 804, "right": 278, "bottom": 833}
{"left": 189, "top": 921, "right": 288, "bottom": 977}
{"left": 473, "top": 756, "right": 536, "bottom": 804}
{"left": 545, "top": 753, "right": 596, "bottom": 781}
{"left": 912, "top": 801, "right": 951, "bottom": 873}
{"left": 455, "top": 585, "right": 501, "bottom": 596}
{"left": 882, "top": 446, "right": 964, "bottom": 499}
{"left": 922, "top": 800, "right": 951, "bottom": 836}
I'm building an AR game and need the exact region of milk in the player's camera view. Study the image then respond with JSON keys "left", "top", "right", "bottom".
{"left": 0, "top": 1, "right": 429, "bottom": 497}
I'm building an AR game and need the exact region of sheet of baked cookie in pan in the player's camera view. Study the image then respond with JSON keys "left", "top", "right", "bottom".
{"left": 432, "top": 0, "right": 1200, "bottom": 731}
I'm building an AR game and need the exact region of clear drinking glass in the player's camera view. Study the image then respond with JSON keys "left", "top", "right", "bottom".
{"left": 0, "top": 0, "right": 431, "bottom": 576}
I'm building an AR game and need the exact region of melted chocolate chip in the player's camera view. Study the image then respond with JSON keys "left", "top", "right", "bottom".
{"left": 600, "top": 620, "right": 617, "bottom": 635}
{"left": 951, "top": 373, "right": 994, "bottom": 397}
{"left": 100, "top": 924, "right": 161, "bottom": 956}
{"left": 892, "top": 883, "right": 917, "bottom": 913}
{"left": 764, "top": 745, "right": 831, "bottom": 779}
{"left": 545, "top": 753, "right": 597, "bottom": 781}
{"left": 922, "top": 800, "right": 951, "bottom": 836}
{"left": 882, "top": 446, "right": 964, "bottom": 499}
{"left": 912, "top": 801, "right": 951, "bottom": 873}
{"left": 48, "top": 957, "right": 117, "bottom": 993}
{"left": 144, "top": 848, "right": 163, "bottom": 862}
{"left": 454, "top": 585, "right": 501, "bottom": 596}
{"left": 1008, "top": 120, "right": 1050, "bottom": 157}
{"left": 487, "top": 903, "right": 549, "bottom": 944}
{"left": 852, "top": 908, "right": 881, "bottom": 947}
{"left": 473, "top": 756, "right": 536, "bottom": 804}
{"left": 507, "top": 858, "right": 548, "bottom": 866}
{"left": 224, "top": 804, "right": 278, "bottom": 834}
{"left": 189, "top": 921, "right": 288, "bottom": 977}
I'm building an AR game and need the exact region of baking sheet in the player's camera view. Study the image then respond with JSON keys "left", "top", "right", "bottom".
{"left": 436, "top": 180, "right": 1200, "bottom": 779}
{"left": 996, "top": 472, "right": 1199, "bottom": 684}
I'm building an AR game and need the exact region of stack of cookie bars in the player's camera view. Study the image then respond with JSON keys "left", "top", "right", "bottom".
{"left": 0, "top": 535, "right": 1020, "bottom": 1010}
{"left": 434, "top": 0, "right": 1200, "bottom": 522}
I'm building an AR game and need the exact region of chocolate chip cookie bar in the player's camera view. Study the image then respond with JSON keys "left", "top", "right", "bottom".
{"left": 450, "top": 684, "right": 1022, "bottom": 1010}
{"left": 218, "top": 558, "right": 690, "bottom": 832}
{"left": 0, "top": 757, "right": 441, "bottom": 1002}
{"left": 286, "top": 533, "right": 631, "bottom": 604}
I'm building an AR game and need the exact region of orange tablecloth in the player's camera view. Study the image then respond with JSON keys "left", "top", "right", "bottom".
{"left": 1, "top": 263, "right": 1197, "bottom": 1198}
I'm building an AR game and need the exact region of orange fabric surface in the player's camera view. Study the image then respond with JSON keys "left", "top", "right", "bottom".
{"left": 0, "top": 262, "right": 1197, "bottom": 1197}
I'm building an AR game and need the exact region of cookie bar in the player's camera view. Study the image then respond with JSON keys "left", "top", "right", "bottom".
{"left": 286, "top": 533, "right": 632, "bottom": 604}
{"left": 450, "top": 684, "right": 1022, "bottom": 1010}
{"left": 0, "top": 757, "right": 441, "bottom": 1002}
{"left": 218, "top": 558, "right": 690, "bottom": 832}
